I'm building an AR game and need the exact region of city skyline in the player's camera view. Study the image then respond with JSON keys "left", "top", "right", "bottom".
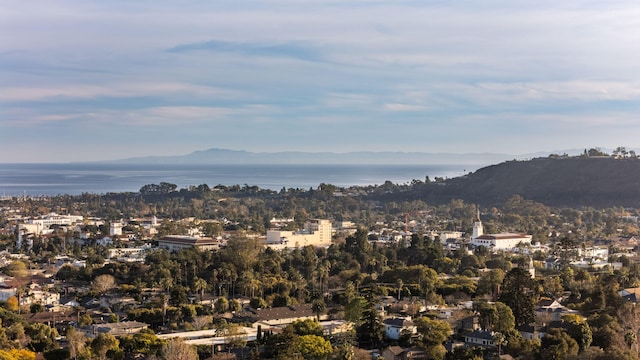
{"left": 1, "top": 1, "right": 639, "bottom": 162}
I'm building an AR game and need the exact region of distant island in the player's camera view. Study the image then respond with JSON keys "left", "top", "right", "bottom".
{"left": 95, "top": 147, "right": 570, "bottom": 166}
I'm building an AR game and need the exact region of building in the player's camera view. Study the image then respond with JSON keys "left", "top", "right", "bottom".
{"left": 535, "top": 299, "right": 579, "bottom": 322}
{"left": 440, "top": 231, "right": 464, "bottom": 244}
{"left": 20, "top": 213, "right": 84, "bottom": 236}
{"left": 109, "top": 222, "right": 123, "bottom": 236}
{"left": 470, "top": 214, "right": 532, "bottom": 250}
{"left": 84, "top": 321, "right": 149, "bottom": 338}
{"left": 384, "top": 317, "right": 417, "bottom": 340}
{"left": 232, "top": 303, "right": 327, "bottom": 328}
{"left": 266, "top": 219, "right": 332, "bottom": 248}
{"left": 156, "top": 236, "right": 220, "bottom": 252}
{"left": 463, "top": 330, "right": 495, "bottom": 348}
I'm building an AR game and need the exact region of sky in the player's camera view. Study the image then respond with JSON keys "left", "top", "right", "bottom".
{"left": 1, "top": 0, "right": 640, "bottom": 162}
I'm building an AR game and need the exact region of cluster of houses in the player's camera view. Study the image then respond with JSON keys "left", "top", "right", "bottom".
{"left": 5, "top": 209, "right": 640, "bottom": 358}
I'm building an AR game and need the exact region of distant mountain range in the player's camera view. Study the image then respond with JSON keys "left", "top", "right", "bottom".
{"left": 102, "top": 147, "right": 587, "bottom": 166}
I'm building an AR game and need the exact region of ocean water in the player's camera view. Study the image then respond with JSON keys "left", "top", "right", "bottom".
{"left": 0, "top": 163, "right": 476, "bottom": 196}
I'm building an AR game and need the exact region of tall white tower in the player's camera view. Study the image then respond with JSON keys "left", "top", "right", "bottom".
{"left": 472, "top": 208, "right": 483, "bottom": 240}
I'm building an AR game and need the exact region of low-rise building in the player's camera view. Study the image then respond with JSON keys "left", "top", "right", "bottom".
{"left": 84, "top": 321, "right": 149, "bottom": 338}
{"left": 384, "top": 317, "right": 417, "bottom": 341}
{"left": 156, "top": 236, "right": 220, "bottom": 252}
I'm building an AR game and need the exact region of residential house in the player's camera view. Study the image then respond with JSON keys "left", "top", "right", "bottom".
{"left": 382, "top": 346, "right": 427, "bottom": 360}
{"left": 84, "top": 321, "right": 149, "bottom": 338}
{"left": 384, "top": 317, "right": 417, "bottom": 341}
{"left": 620, "top": 288, "right": 640, "bottom": 303}
{"left": 535, "top": 299, "right": 579, "bottom": 322}
{"left": 518, "top": 320, "right": 566, "bottom": 341}
{"left": 463, "top": 330, "right": 495, "bottom": 348}
{"left": 232, "top": 303, "right": 326, "bottom": 328}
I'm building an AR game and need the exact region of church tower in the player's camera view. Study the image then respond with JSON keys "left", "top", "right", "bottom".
{"left": 472, "top": 208, "right": 483, "bottom": 240}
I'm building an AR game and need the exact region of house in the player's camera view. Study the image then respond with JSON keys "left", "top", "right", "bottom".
{"left": 382, "top": 346, "right": 405, "bottom": 360}
{"left": 518, "top": 320, "right": 566, "bottom": 340}
{"left": 535, "top": 299, "right": 579, "bottom": 322}
{"left": 382, "top": 346, "right": 427, "bottom": 360}
{"left": 232, "top": 303, "right": 326, "bottom": 328}
{"left": 84, "top": 321, "right": 149, "bottom": 338}
{"left": 620, "top": 288, "right": 640, "bottom": 303}
{"left": 25, "top": 310, "right": 78, "bottom": 330}
{"left": 463, "top": 330, "right": 495, "bottom": 348}
{"left": 384, "top": 317, "right": 417, "bottom": 340}
{"left": 456, "top": 315, "right": 480, "bottom": 333}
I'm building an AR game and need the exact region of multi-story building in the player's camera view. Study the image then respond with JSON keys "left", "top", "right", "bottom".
{"left": 266, "top": 219, "right": 332, "bottom": 248}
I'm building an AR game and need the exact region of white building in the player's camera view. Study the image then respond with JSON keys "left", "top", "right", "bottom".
{"left": 110, "top": 222, "right": 123, "bottom": 236}
{"left": 266, "top": 219, "right": 332, "bottom": 248}
{"left": 472, "top": 233, "right": 533, "bottom": 250}
{"left": 384, "top": 317, "right": 417, "bottom": 340}
{"left": 470, "top": 214, "right": 532, "bottom": 250}
{"left": 440, "top": 231, "right": 464, "bottom": 244}
{"left": 25, "top": 213, "right": 84, "bottom": 235}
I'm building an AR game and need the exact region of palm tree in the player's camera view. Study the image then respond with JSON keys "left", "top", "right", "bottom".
{"left": 396, "top": 278, "right": 404, "bottom": 300}
{"left": 493, "top": 331, "right": 507, "bottom": 356}
{"left": 192, "top": 277, "right": 208, "bottom": 302}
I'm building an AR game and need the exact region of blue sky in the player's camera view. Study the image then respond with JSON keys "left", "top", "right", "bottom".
{"left": 1, "top": 0, "right": 639, "bottom": 162}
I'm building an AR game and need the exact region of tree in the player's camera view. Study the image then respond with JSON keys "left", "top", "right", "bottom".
{"left": 192, "top": 277, "right": 208, "bottom": 302}
{"left": 4, "top": 261, "right": 28, "bottom": 277}
{"left": 290, "top": 335, "right": 332, "bottom": 360}
{"left": 538, "top": 328, "right": 579, "bottom": 360}
{"left": 290, "top": 319, "right": 323, "bottom": 337}
{"left": 90, "top": 333, "right": 119, "bottom": 360}
{"left": 357, "top": 292, "right": 384, "bottom": 348}
{"left": 414, "top": 317, "right": 452, "bottom": 360}
{"left": 396, "top": 278, "right": 404, "bottom": 300}
{"left": 312, "top": 299, "right": 326, "bottom": 321}
{"left": 0, "top": 349, "right": 36, "bottom": 360}
{"left": 499, "top": 267, "right": 538, "bottom": 327}
{"left": 65, "top": 327, "right": 87, "bottom": 360}
{"left": 201, "top": 222, "right": 222, "bottom": 238}
{"left": 476, "top": 269, "right": 505, "bottom": 299}
{"left": 4, "top": 296, "right": 19, "bottom": 312}
{"left": 25, "top": 323, "right": 58, "bottom": 353}
{"left": 162, "top": 338, "right": 197, "bottom": 360}
{"left": 563, "top": 314, "right": 592, "bottom": 353}
{"left": 474, "top": 301, "right": 515, "bottom": 333}
{"left": 493, "top": 332, "right": 507, "bottom": 356}
{"left": 91, "top": 274, "right": 116, "bottom": 295}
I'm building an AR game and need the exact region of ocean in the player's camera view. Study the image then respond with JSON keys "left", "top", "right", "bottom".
{"left": 0, "top": 163, "right": 477, "bottom": 196}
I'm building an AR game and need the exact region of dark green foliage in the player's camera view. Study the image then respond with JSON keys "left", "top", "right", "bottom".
{"left": 499, "top": 267, "right": 538, "bottom": 327}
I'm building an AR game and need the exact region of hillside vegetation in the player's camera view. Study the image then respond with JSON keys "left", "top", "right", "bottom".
{"left": 409, "top": 156, "right": 640, "bottom": 208}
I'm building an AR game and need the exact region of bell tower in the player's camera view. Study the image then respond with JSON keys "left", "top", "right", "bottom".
{"left": 472, "top": 208, "right": 483, "bottom": 240}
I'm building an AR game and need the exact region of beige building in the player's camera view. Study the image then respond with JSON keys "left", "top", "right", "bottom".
{"left": 266, "top": 219, "right": 332, "bottom": 248}
{"left": 156, "top": 236, "right": 220, "bottom": 252}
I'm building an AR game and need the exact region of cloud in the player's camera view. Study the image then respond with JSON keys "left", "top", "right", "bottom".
{"left": 2, "top": 0, "right": 640, "bottom": 161}
{"left": 167, "top": 40, "right": 324, "bottom": 62}
{"left": 0, "top": 82, "right": 244, "bottom": 102}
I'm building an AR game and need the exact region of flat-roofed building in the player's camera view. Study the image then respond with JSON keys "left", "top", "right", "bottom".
{"left": 266, "top": 219, "right": 332, "bottom": 248}
{"left": 157, "top": 236, "right": 220, "bottom": 252}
